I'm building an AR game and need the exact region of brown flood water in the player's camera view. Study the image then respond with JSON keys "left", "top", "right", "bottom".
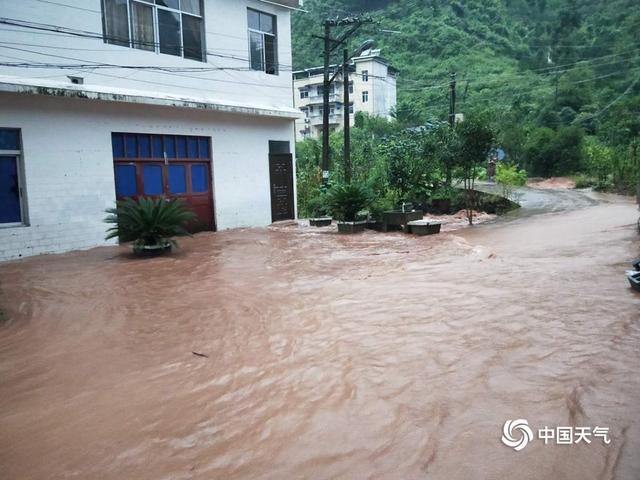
{"left": 0, "top": 195, "right": 639, "bottom": 480}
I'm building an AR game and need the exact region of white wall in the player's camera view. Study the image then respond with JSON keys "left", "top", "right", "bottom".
{"left": 0, "top": 0, "right": 294, "bottom": 110}
{"left": 0, "top": 93, "right": 296, "bottom": 261}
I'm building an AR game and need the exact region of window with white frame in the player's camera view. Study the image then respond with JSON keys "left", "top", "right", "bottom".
{"left": 102, "top": 0, "right": 205, "bottom": 61}
{"left": 0, "top": 129, "right": 27, "bottom": 226}
{"left": 300, "top": 88, "right": 309, "bottom": 99}
{"left": 248, "top": 9, "right": 278, "bottom": 75}
{"left": 348, "top": 81, "right": 354, "bottom": 94}
{"left": 362, "top": 70, "right": 369, "bottom": 81}
{"left": 362, "top": 91, "right": 369, "bottom": 103}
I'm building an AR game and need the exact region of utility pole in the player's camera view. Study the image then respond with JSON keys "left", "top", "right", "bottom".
{"left": 343, "top": 47, "right": 351, "bottom": 183}
{"left": 322, "top": 20, "right": 331, "bottom": 188}
{"left": 318, "top": 15, "right": 373, "bottom": 187}
{"left": 449, "top": 72, "right": 457, "bottom": 128}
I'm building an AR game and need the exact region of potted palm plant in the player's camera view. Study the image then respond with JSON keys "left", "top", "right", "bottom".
{"left": 326, "top": 183, "right": 371, "bottom": 234}
{"left": 105, "top": 197, "right": 196, "bottom": 257}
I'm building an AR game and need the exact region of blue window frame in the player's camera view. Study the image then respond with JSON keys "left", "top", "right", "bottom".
{"left": 0, "top": 157, "right": 22, "bottom": 223}
{"left": 191, "top": 164, "right": 208, "bottom": 192}
{"left": 164, "top": 135, "right": 176, "bottom": 158}
{"left": 126, "top": 134, "right": 137, "bottom": 158}
{"left": 114, "top": 164, "right": 137, "bottom": 197}
{"left": 112, "top": 133, "right": 125, "bottom": 157}
{"left": 143, "top": 165, "right": 163, "bottom": 195}
{"left": 112, "top": 133, "right": 211, "bottom": 202}
{"left": 139, "top": 135, "right": 151, "bottom": 158}
{"left": 152, "top": 135, "right": 164, "bottom": 158}
{"left": 187, "top": 137, "right": 198, "bottom": 158}
{"left": 0, "top": 128, "right": 25, "bottom": 225}
{"left": 168, "top": 165, "right": 187, "bottom": 194}
{"left": 198, "top": 137, "right": 209, "bottom": 158}
{"left": 176, "top": 136, "right": 187, "bottom": 158}
{"left": 0, "top": 130, "right": 20, "bottom": 150}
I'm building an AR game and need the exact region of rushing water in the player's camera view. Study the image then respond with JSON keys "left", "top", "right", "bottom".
{"left": 0, "top": 192, "right": 638, "bottom": 480}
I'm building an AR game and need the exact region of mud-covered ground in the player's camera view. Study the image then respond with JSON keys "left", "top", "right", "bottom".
{"left": 0, "top": 190, "right": 638, "bottom": 480}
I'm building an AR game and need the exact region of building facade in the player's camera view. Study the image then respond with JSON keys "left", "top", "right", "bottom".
{"left": 292, "top": 49, "right": 397, "bottom": 141}
{"left": 0, "top": 0, "right": 301, "bottom": 261}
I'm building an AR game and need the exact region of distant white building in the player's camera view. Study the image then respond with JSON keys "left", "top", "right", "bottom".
{"left": 0, "top": 0, "right": 302, "bottom": 261}
{"left": 292, "top": 49, "right": 397, "bottom": 141}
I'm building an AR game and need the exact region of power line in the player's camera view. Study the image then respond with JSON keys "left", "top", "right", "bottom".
{"left": 0, "top": 17, "right": 297, "bottom": 70}
{"left": 0, "top": 50, "right": 292, "bottom": 101}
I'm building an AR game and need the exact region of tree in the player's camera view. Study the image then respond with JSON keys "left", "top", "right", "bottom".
{"left": 432, "top": 124, "right": 460, "bottom": 187}
{"left": 455, "top": 116, "right": 495, "bottom": 225}
{"left": 377, "top": 130, "right": 439, "bottom": 202}
{"left": 585, "top": 136, "right": 613, "bottom": 188}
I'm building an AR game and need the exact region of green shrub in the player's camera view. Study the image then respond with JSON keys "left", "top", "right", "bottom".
{"left": 105, "top": 197, "right": 195, "bottom": 249}
{"left": 306, "top": 191, "right": 331, "bottom": 218}
{"left": 572, "top": 174, "right": 598, "bottom": 189}
{"left": 369, "top": 189, "right": 401, "bottom": 220}
{"left": 326, "top": 183, "right": 372, "bottom": 222}
{"left": 495, "top": 163, "right": 527, "bottom": 201}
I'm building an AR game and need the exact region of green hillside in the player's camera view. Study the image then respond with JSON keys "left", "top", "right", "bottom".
{"left": 291, "top": 0, "right": 640, "bottom": 182}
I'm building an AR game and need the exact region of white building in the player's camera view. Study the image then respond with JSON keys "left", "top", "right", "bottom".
{"left": 0, "top": 0, "right": 301, "bottom": 261}
{"left": 292, "top": 49, "right": 397, "bottom": 141}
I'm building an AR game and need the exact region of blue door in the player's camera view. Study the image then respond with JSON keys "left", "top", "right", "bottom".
{"left": 0, "top": 156, "right": 21, "bottom": 224}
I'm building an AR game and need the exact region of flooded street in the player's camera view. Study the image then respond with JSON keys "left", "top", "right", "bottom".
{"left": 0, "top": 190, "right": 639, "bottom": 480}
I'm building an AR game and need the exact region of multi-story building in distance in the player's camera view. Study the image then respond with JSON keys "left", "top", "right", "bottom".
{"left": 292, "top": 49, "right": 397, "bottom": 141}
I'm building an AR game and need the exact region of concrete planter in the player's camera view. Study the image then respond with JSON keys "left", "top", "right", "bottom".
{"left": 406, "top": 220, "right": 442, "bottom": 236}
{"left": 133, "top": 242, "right": 172, "bottom": 257}
{"left": 381, "top": 210, "right": 424, "bottom": 232}
{"left": 366, "top": 220, "right": 385, "bottom": 231}
{"left": 309, "top": 217, "right": 332, "bottom": 227}
{"left": 337, "top": 221, "right": 367, "bottom": 234}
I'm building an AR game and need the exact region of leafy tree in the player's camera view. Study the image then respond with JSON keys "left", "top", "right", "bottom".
{"left": 455, "top": 115, "right": 495, "bottom": 224}
{"left": 376, "top": 130, "right": 439, "bottom": 203}
{"left": 585, "top": 136, "right": 613, "bottom": 188}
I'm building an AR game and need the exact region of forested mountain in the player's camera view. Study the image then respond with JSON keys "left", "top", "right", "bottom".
{"left": 291, "top": 0, "right": 640, "bottom": 179}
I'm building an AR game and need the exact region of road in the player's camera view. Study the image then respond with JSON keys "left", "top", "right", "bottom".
{"left": 0, "top": 186, "right": 638, "bottom": 480}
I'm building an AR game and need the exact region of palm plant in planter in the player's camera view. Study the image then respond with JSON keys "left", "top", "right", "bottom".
{"left": 105, "top": 197, "right": 195, "bottom": 256}
{"left": 326, "top": 183, "right": 371, "bottom": 233}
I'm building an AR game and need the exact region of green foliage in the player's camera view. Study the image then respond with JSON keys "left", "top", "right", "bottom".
{"left": 325, "top": 183, "right": 372, "bottom": 222}
{"left": 585, "top": 136, "right": 614, "bottom": 188}
{"left": 495, "top": 162, "right": 528, "bottom": 200}
{"left": 377, "top": 130, "right": 440, "bottom": 202}
{"left": 369, "top": 189, "right": 401, "bottom": 220}
{"left": 306, "top": 190, "right": 331, "bottom": 218}
{"left": 525, "top": 126, "right": 585, "bottom": 176}
{"left": 455, "top": 115, "right": 496, "bottom": 224}
{"left": 572, "top": 174, "right": 598, "bottom": 189}
{"left": 105, "top": 197, "right": 195, "bottom": 248}
{"left": 292, "top": 0, "right": 640, "bottom": 183}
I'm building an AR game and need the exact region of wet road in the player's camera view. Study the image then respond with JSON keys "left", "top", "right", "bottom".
{"left": 0, "top": 189, "right": 638, "bottom": 479}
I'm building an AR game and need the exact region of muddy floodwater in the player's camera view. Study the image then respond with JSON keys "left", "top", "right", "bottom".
{"left": 1, "top": 191, "right": 639, "bottom": 480}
